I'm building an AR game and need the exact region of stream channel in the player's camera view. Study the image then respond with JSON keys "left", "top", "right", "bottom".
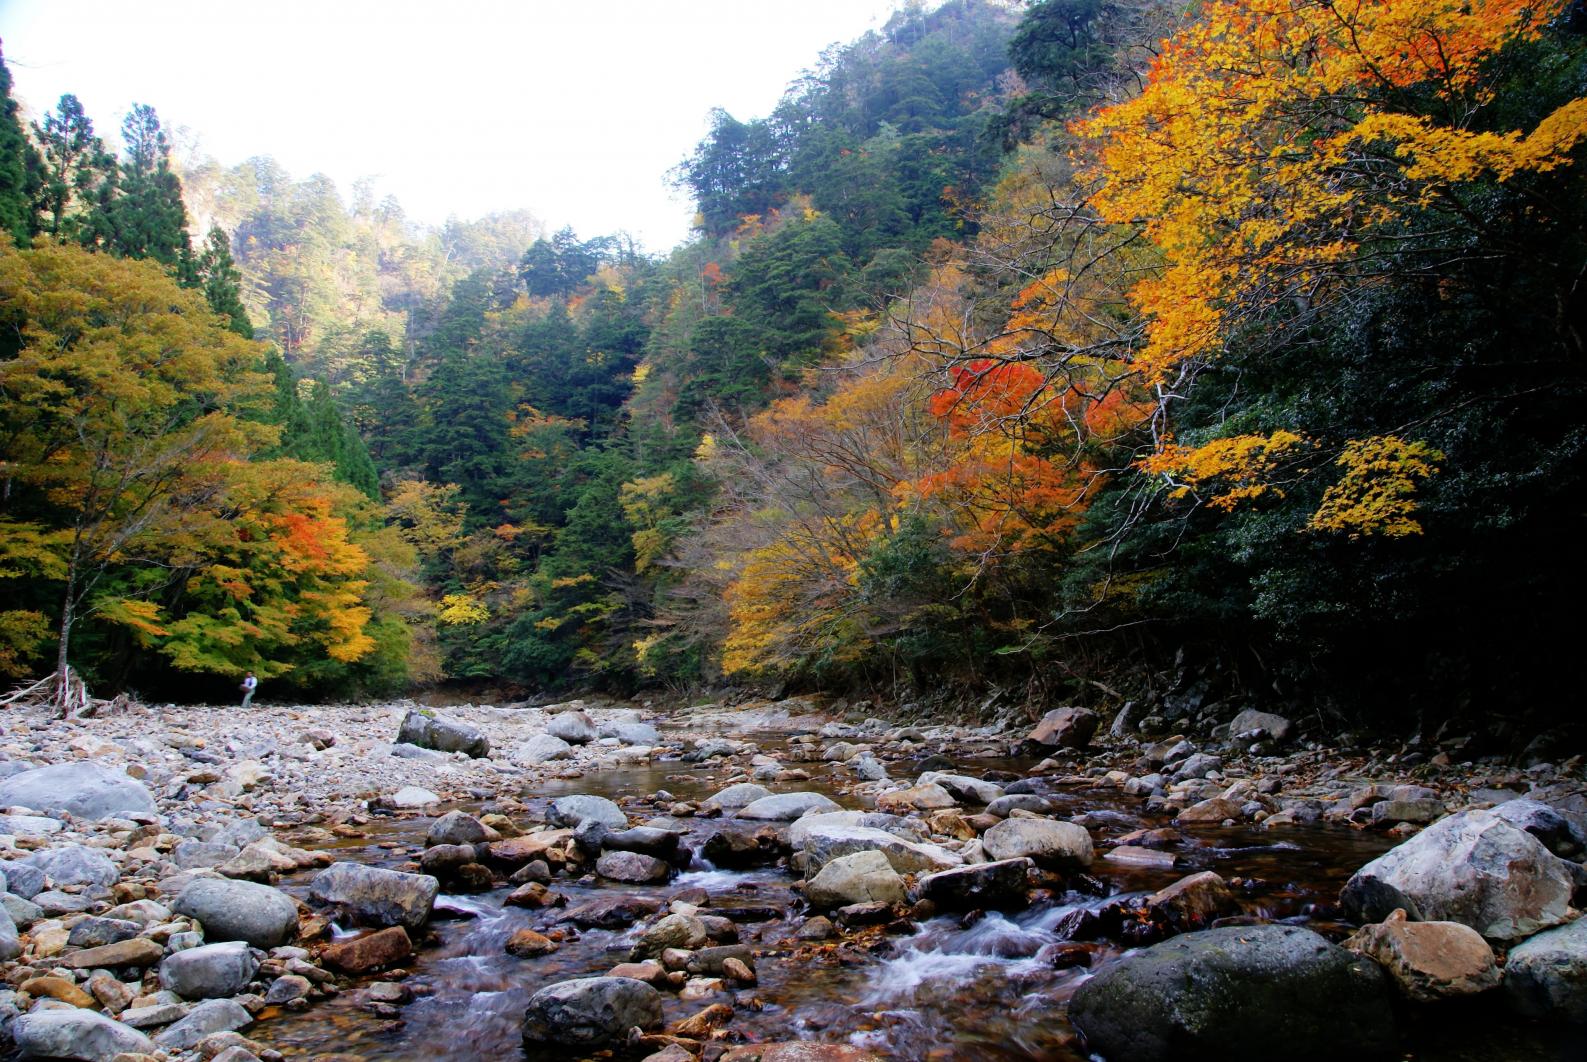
{"left": 252, "top": 716, "right": 1582, "bottom": 1062}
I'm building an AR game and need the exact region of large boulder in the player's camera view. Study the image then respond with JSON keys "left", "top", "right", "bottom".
{"left": 522, "top": 976, "right": 663, "bottom": 1048}
{"left": 172, "top": 877, "right": 299, "bottom": 949}
{"left": 982, "top": 818, "right": 1093, "bottom": 870}
{"left": 427, "top": 810, "right": 490, "bottom": 847}
{"left": 308, "top": 862, "right": 439, "bottom": 930}
{"left": 916, "top": 771, "right": 1004, "bottom": 805}
{"left": 395, "top": 709, "right": 489, "bottom": 758}
{"left": 600, "top": 719, "right": 659, "bottom": 745}
{"left": 546, "top": 710, "right": 598, "bottom": 745}
{"left": 1505, "top": 915, "right": 1587, "bottom": 1021}
{"left": 320, "top": 926, "right": 413, "bottom": 973}
{"left": 1228, "top": 708, "right": 1294, "bottom": 743}
{"left": 596, "top": 850, "right": 671, "bottom": 884}
{"left": 9, "top": 1008, "right": 157, "bottom": 1060}
{"left": 547, "top": 794, "right": 627, "bottom": 829}
{"left": 0, "top": 762, "right": 155, "bottom": 820}
{"left": 1343, "top": 909, "right": 1499, "bottom": 1002}
{"left": 1490, "top": 798, "right": 1586, "bottom": 860}
{"left": 25, "top": 845, "right": 118, "bottom": 888}
{"left": 153, "top": 998, "right": 252, "bottom": 1050}
{"left": 917, "top": 858, "right": 1032, "bottom": 911}
{"left": 799, "top": 823, "right": 961, "bottom": 875}
{"left": 805, "top": 850, "right": 906, "bottom": 910}
{"left": 1340, "top": 808, "right": 1575, "bottom": 941}
{"left": 705, "top": 783, "right": 772, "bottom": 810}
{"left": 513, "top": 733, "right": 572, "bottom": 765}
{"left": 1027, "top": 707, "right": 1099, "bottom": 750}
{"left": 1070, "top": 924, "right": 1396, "bottom": 1062}
{"left": 159, "top": 940, "right": 259, "bottom": 999}
{"left": 0, "top": 905, "right": 17, "bottom": 961}
{"left": 737, "top": 792, "right": 842, "bottom": 822}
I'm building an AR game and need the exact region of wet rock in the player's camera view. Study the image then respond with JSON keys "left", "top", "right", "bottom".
{"left": 521, "top": 976, "right": 663, "bottom": 1048}
{"left": 917, "top": 857, "right": 1032, "bottom": 911}
{"left": 488, "top": 831, "right": 571, "bottom": 868}
{"left": 154, "top": 998, "right": 253, "bottom": 1050}
{"left": 1506, "top": 915, "right": 1587, "bottom": 1021}
{"left": 1069, "top": 924, "right": 1395, "bottom": 1062}
{"left": 1344, "top": 909, "right": 1499, "bottom": 1002}
{"left": 160, "top": 941, "right": 260, "bottom": 1000}
{"left": 321, "top": 926, "right": 412, "bottom": 972}
{"left": 547, "top": 710, "right": 598, "bottom": 745}
{"left": 982, "top": 818, "right": 1093, "bottom": 870}
{"left": 986, "top": 794, "right": 1057, "bottom": 817}
{"left": 505, "top": 881, "right": 560, "bottom": 908}
{"left": 1028, "top": 707, "right": 1098, "bottom": 750}
{"left": 1172, "top": 753, "right": 1223, "bottom": 781}
{"left": 1174, "top": 797, "right": 1245, "bottom": 824}
{"left": 560, "top": 894, "right": 663, "bottom": 929}
{"left": 1228, "top": 709, "right": 1293, "bottom": 743}
{"left": 917, "top": 771, "right": 1004, "bottom": 805}
{"left": 633, "top": 913, "right": 709, "bottom": 958}
{"left": 547, "top": 794, "right": 628, "bottom": 829}
{"left": 263, "top": 975, "right": 311, "bottom": 1004}
{"left": 419, "top": 843, "right": 478, "bottom": 876}
{"left": 1369, "top": 798, "right": 1445, "bottom": 826}
{"left": 426, "top": 810, "right": 490, "bottom": 847}
{"left": 513, "top": 733, "right": 573, "bottom": 764}
{"left": 875, "top": 783, "right": 956, "bottom": 813}
{"left": 308, "top": 862, "right": 440, "bottom": 931}
{"left": 805, "top": 850, "right": 906, "bottom": 910}
{"left": 395, "top": 708, "right": 489, "bottom": 758}
{"left": 173, "top": 878, "right": 299, "bottom": 949}
{"left": 702, "top": 824, "right": 785, "bottom": 868}
{"left": 1340, "top": 808, "right": 1575, "bottom": 941}
{"left": 0, "top": 761, "right": 156, "bottom": 820}
{"left": 1146, "top": 871, "right": 1239, "bottom": 929}
{"left": 718, "top": 1045, "right": 886, "bottom": 1062}
{"left": 59, "top": 937, "right": 165, "bottom": 970}
{"left": 604, "top": 826, "right": 685, "bottom": 861}
{"left": 506, "top": 928, "right": 560, "bottom": 957}
{"left": 737, "top": 792, "right": 841, "bottom": 821}
{"left": 596, "top": 850, "right": 672, "bottom": 884}
{"left": 25, "top": 844, "right": 119, "bottom": 888}
{"left": 1104, "top": 846, "right": 1181, "bottom": 870}
{"left": 9, "top": 1008, "right": 157, "bottom": 1060}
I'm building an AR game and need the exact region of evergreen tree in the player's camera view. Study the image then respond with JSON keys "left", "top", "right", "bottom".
{"left": 0, "top": 42, "right": 42, "bottom": 245}
{"left": 33, "top": 94, "right": 113, "bottom": 241}
{"left": 195, "top": 226, "right": 254, "bottom": 337}
{"left": 93, "top": 104, "right": 194, "bottom": 274}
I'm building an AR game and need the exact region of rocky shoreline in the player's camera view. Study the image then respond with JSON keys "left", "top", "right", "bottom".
{"left": 0, "top": 694, "right": 1580, "bottom": 1061}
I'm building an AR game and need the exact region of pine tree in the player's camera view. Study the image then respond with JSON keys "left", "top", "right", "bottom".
{"left": 93, "top": 104, "right": 194, "bottom": 273}
{"left": 0, "top": 42, "right": 42, "bottom": 245}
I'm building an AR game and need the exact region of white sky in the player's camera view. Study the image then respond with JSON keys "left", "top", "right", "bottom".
{"left": 0, "top": 0, "right": 908, "bottom": 252}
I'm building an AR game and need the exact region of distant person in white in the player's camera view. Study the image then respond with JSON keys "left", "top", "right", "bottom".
{"left": 240, "top": 671, "right": 258, "bottom": 708}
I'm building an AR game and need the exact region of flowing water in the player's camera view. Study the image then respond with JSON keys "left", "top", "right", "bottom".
{"left": 254, "top": 719, "right": 1586, "bottom": 1061}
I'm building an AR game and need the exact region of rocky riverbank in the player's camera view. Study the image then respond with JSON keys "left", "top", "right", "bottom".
{"left": 0, "top": 694, "right": 1581, "bottom": 1061}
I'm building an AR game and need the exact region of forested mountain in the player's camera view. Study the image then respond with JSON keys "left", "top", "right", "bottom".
{"left": 3, "top": 0, "right": 1586, "bottom": 736}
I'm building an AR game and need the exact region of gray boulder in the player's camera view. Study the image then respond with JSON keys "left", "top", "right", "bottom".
{"left": 547, "top": 794, "right": 627, "bottom": 829}
{"left": 25, "top": 844, "right": 119, "bottom": 888}
{"left": 173, "top": 878, "right": 299, "bottom": 948}
{"left": 308, "top": 862, "right": 439, "bottom": 930}
{"left": 706, "top": 782, "right": 772, "bottom": 809}
{"left": 1490, "top": 798, "right": 1586, "bottom": 859}
{"left": 595, "top": 850, "right": 671, "bottom": 884}
{"left": 1228, "top": 708, "right": 1294, "bottom": 743}
{"left": 159, "top": 941, "right": 259, "bottom": 999}
{"left": 153, "top": 998, "right": 252, "bottom": 1049}
{"left": 917, "top": 858, "right": 1033, "bottom": 911}
{"left": 427, "top": 810, "right": 489, "bottom": 847}
{"left": 0, "top": 904, "right": 18, "bottom": 961}
{"left": 395, "top": 709, "right": 489, "bottom": 758}
{"left": 513, "top": 733, "right": 572, "bottom": 765}
{"left": 1070, "top": 924, "right": 1395, "bottom": 1061}
{"left": 805, "top": 850, "right": 906, "bottom": 910}
{"left": 982, "top": 818, "right": 1094, "bottom": 869}
{"left": 0, "top": 859, "right": 45, "bottom": 898}
{"left": 599, "top": 720, "right": 659, "bottom": 745}
{"left": 1340, "top": 808, "right": 1575, "bottom": 941}
{"left": 799, "top": 823, "right": 961, "bottom": 875}
{"left": 917, "top": 771, "right": 1004, "bottom": 805}
{"left": 546, "top": 710, "right": 598, "bottom": 744}
{"left": 1505, "top": 916, "right": 1587, "bottom": 1021}
{"left": 10, "top": 1008, "right": 157, "bottom": 1060}
{"left": 0, "top": 762, "right": 155, "bottom": 820}
{"left": 522, "top": 976, "right": 663, "bottom": 1047}
{"left": 0, "top": 813, "right": 63, "bottom": 836}
{"left": 172, "top": 840, "right": 240, "bottom": 870}
{"left": 737, "top": 792, "right": 842, "bottom": 821}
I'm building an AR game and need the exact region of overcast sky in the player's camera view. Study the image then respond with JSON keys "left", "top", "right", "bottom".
{"left": 0, "top": 0, "right": 907, "bottom": 251}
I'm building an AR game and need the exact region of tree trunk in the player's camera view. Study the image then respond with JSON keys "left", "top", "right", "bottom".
{"left": 53, "top": 553, "right": 79, "bottom": 711}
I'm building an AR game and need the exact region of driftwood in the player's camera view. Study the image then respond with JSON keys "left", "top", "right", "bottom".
{"left": 0, "top": 669, "right": 128, "bottom": 719}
